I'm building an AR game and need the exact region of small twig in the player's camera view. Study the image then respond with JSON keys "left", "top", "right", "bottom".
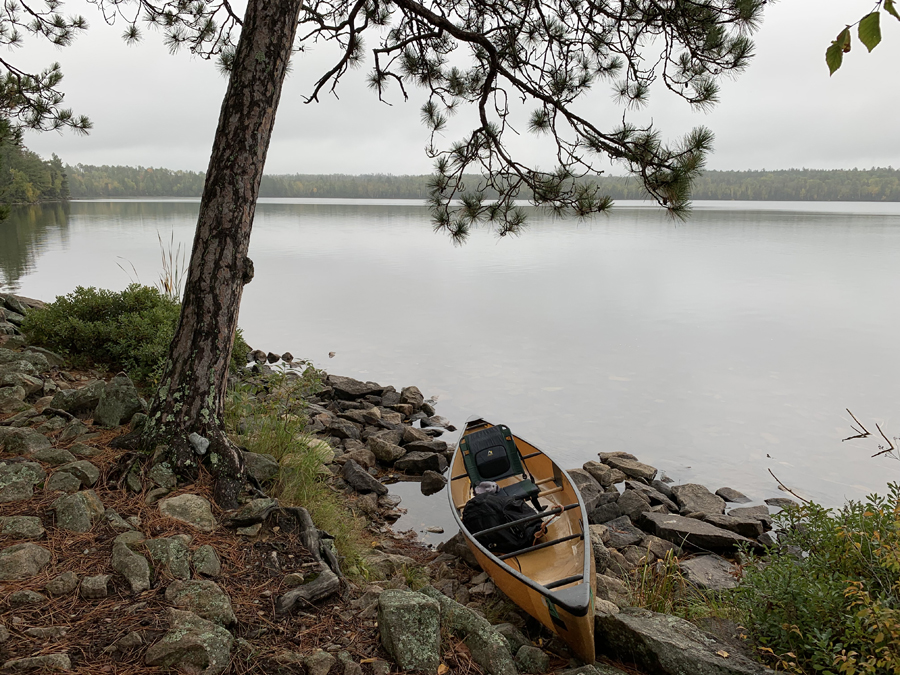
{"left": 767, "top": 468, "right": 810, "bottom": 504}
{"left": 871, "top": 423, "right": 897, "bottom": 458}
{"left": 842, "top": 408, "right": 871, "bottom": 442}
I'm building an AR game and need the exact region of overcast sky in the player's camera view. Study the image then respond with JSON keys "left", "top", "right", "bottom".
{"left": 18, "top": 0, "right": 900, "bottom": 175}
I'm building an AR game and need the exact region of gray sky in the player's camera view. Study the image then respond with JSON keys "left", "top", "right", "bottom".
{"left": 19, "top": 0, "right": 900, "bottom": 174}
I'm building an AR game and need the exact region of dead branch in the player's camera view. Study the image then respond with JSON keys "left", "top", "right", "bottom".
{"left": 767, "top": 468, "right": 810, "bottom": 504}
{"left": 842, "top": 408, "right": 871, "bottom": 442}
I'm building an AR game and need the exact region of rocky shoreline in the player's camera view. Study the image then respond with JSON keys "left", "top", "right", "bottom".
{"left": 0, "top": 292, "right": 783, "bottom": 675}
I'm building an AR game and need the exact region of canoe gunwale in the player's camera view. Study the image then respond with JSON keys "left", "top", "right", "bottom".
{"left": 448, "top": 421, "right": 593, "bottom": 618}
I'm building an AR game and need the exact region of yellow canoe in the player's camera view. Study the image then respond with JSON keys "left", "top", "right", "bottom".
{"left": 448, "top": 418, "right": 596, "bottom": 663}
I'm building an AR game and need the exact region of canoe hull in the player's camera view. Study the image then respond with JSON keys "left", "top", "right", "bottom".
{"left": 449, "top": 419, "right": 596, "bottom": 663}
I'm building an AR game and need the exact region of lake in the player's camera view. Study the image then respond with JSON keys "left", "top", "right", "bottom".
{"left": 3, "top": 198, "right": 900, "bottom": 541}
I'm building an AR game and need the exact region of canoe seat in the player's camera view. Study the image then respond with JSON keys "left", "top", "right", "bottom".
{"left": 461, "top": 424, "right": 541, "bottom": 507}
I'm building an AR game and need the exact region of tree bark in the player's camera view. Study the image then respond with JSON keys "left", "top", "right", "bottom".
{"left": 142, "top": 0, "right": 302, "bottom": 508}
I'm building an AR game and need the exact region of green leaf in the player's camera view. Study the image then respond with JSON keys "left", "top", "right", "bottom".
{"left": 826, "top": 29, "right": 850, "bottom": 75}
{"left": 885, "top": 0, "right": 900, "bottom": 21}
{"left": 858, "top": 12, "right": 881, "bottom": 52}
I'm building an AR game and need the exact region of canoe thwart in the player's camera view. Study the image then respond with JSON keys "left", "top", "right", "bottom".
{"left": 498, "top": 532, "right": 584, "bottom": 561}
{"left": 544, "top": 574, "right": 584, "bottom": 590}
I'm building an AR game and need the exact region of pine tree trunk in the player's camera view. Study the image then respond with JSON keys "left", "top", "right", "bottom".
{"left": 142, "top": 0, "right": 302, "bottom": 508}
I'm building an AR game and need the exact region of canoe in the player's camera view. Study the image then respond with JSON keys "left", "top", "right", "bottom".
{"left": 448, "top": 418, "right": 596, "bottom": 663}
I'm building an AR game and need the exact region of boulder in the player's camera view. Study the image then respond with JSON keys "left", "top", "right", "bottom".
{"left": 420, "top": 586, "right": 516, "bottom": 675}
{"left": 515, "top": 645, "right": 550, "bottom": 674}
{"left": 159, "top": 493, "right": 217, "bottom": 532}
{"left": 402, "top": 426, "right": 432, "bottom": 445}
{"left": 80, "top": 574, "right": 112, "bottom": 599}
{"left": 0, "top": 515, "right": 45, "bottom": 539}
{"left": 367, "top": 435, "right": 406, "bottom": 463}
{"left": 328, "top": 418, "right": 362, "bottom": 441}
{"left": 495, "top": 623, "right": 530, "bottom": 654}
{"left": 394, "top": 451, "right": 447, "bottom": 475}
{"left": 595, "top": 607, "right": 771, "bottom": 675}
{"left": 604, "top": 516, "right": 645, "bottom": 549}
{"left": 47, "top": 471, "right": 82, "bottom": 493}
{"left": 111, "top": 542, "right": 151, "bottom": 594}
{"left": 329, "top": 375, "right": 384, "bottom": 400}
{"left": 437, "top": 531, "right": 480, "bottom": 568}
{"left": 625, "top": 480, "right": 679, "bottom": 511}
{"left": 679, "top": 555, "right": 741, "bottom": 591}
{"left": 671, "top": 484, "right": 726, "bottom": 515}
{"left": 165, "top": 579, "right": 236, "bottom": 626}
{"left": 702, "top": 514, "right": 764, "bottom": 539}
{"left": 93, "top": 373, "right": 144, "bottom": 427}
{"left": 242, "top": 451, "right": 279, "bottom": 484}
{"left": 45, "top": 571, "right": 79, "bottom": 596}
{"left": 765, "top": 497, "right": 798, "bottom": 510}
{"left": 192, "top": 545, "right": 222, "bottom": 578}
{"left": 403, "top": 439, "right": 450, "bottom": 454}
{"left": 420, "top": 415, "right": 455, "bottom": 430}
{"left": 145, "top": 537, "right": 191, "bottom": 580}
{"left": 420, "top": 470, "right": 447, "bottom": 495}
{"left": 343, "top": 459, "right": 388, "bottom": 495}
{"left": 603, "top": 456, "right": 658, "bottom": 482}
{"left": 58, "top": 418, "right": 91, "bottom": 442}
{"left": 377, "top": 590, "right": 442, "bottom": 672}
{"left": 567, "top": 469, "right": 603, "bottom": 512}
{"left": 617, "top": 489, "right": 652, "bottom": 521}
{"left": 399, "top": 386, "right": 425, "bottom": 410}
{"left": 595, "top": 573, "right": 630, "bottom": 607}
{"left": 51, "top": 490, "right": 105, "bottom": 532}
{"left": 727, "top": 505, "right": 772, "bottom": 531}
{"left": 144, "top": 608, "right": 233, "bottom": 675}
{"left": 2, "top": 654, "right": 71, "bottom": 672}
{"left": 715, "top": 487, "right": 751, "bottom": 504}
{"left": 639, "top": 512, "right": 760, "bottom": 552}
{"left": 590, "top": 529, "right": 613, "bottom": 575}
{"left": 49, "top": 380, "right": 105, "bottom": 415}
{"left": 0, "top": 427, "right": 51, "bottom": 454}
{"left": 56, "top": 460, "right": 100, "bottom": 488}
{"left": 589, "top": 501, "right": 623, "bottom": 525}
{"left": 31, "top": 447, "right": 77, "bottom": 466}
{"left": 0, "top": 386, "right": 30, "bottom": 414}
{"left": 0, "top": 542, "right": 51, "bottom": 580}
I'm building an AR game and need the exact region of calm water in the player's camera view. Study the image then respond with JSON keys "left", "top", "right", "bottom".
{"left": 4, "top": 199, "right": 900, "bottom": 539}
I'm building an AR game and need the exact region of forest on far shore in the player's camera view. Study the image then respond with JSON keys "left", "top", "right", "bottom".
{"left": 64, "top": 165, "right": 900, "bottom": 202}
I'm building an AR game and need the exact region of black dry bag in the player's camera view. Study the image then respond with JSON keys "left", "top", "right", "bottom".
{"left": 462, "top": 492, "right": 542, "bottom": 555}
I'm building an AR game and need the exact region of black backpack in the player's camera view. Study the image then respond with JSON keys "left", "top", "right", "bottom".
{"left": 462, "top": 492, "right": 542, "bottom": 554}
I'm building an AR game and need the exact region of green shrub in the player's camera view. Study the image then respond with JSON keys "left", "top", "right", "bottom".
{"left": 22, "top": 284, "right": 249, "bottom": 385}
{"left": 737, "top": 486, "right": 900, "bottom": 674}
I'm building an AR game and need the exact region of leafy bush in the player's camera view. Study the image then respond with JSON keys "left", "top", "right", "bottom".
{"left": 737, "top": 486, "right": 900, "bottom": 674}
{"left": 22, "top": 284, "right": 249, "bottom": 385}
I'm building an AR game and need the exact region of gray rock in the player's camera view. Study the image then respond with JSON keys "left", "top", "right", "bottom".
{"left": 23, "top": 346, "right": 65, "bottom": 367}
{"left": 590, "top": 528, "right": 613, "bottom": 574}
{"left": 144, "top": 608, "right": 233, "bottom": 675}
{"left": 495, "top": 623, "right": 530, "bottom": 654}
{"left": 188, "top": 432, "right": 210, "bottom": 455}
{"left": 582, "top": 460, "right": 614, "bottom": 486}
{"left": 420, "top": 415, "right": 455, "bottom": 431}
{"left": 567, "top": 469, "right": 604, "bottom": 512}
{"left": 23, "top": 626, "right": 68, "bottom": 640}
{"left": 104, "top": 508, "right": 134, "bottom": 531}
{"left": 625, "top": 480, "right": 679, "bottom": 511}
{"left": 679, "top": 555, "right": 741, "bottom": 591}
{"left": 46, "top": 571, "right": 79, "bottom": 596}
{"left": 93, "top": 372, "right": 144, "bottom": 427}
{"left": 31, "top": 447, "right": 77, "bottom": 466}
{"left": 47, "top": 471, "right": 82, "bottom": 493}
{"left": 68, "top": 442, "right": 102, "bottom": 458}
{"left": 515, "top": 645, "right": 550, "bottom": 674}
{"left": 595, "top": 607, "right": 771, "bottom": 674}
{"left": 595, "top": 573, "right": 630, "bottom": 607}
{"left": 2, "top": 654, "right": 71, "bottom": 671}
{"left": 147, "top": 462, "right": 177, "bottom": 489}
{"left": 146, "top": 537, "right": 191, "bottom": 580}
{"left": 0, "top": 387, "right": 29, "bottom": 414}
{"left": 401, "top": 425, "right": 432, "bottom": 445}
{"left": 618, "top": 489, "right": 652, "bottom": 521}
{"left": 0, "top": 370, "right": 42, "bottom": 395}
{"left": 58, "top": 418, "right": 90, "bottom": 442}
{"left": 159, "top": 493, "right": 217, "bottom": 532}
{"left": 603, "top": 456, "right": 658, "bottom": 482}
{"left": 328, "top": 375, "right": 385, "bottom": 400}
{"left": 702, "top": 513, "right": 764, "bottom": 539}
{"left": 305, "top": 651, "right": 338, "bottom": 675}
{"left": 368, "top": 435, "right": 406, "bottom": 463}
{"left": 604, "top": 516, "right": 645, "bottom": 549}
{"left": 0, "top": 480, "right": 33, "bottom": 503}
{"left": 56, "top": 460, "right": 100, "bottom": 488}
{"left": 394, "top": 451, "right": 447, "bottom": 475}
{"left": 420, "top": 470, "right": 448, "bottom": 495}
{"left": 765, "top": 497, "right": 799, "bottom": 510}
{"left": 0, "top": 516, "right": 45, "bottom": 539}
{"left": 400, "top": 385, "right": 425, "bottom": 410}
{"left": 338, "top": 650, "right": 363, "bottom": 675}
{"left": 671, "top": 484, "right": 727, "bottom": 515}
{"left": 0, "top": 625, "right": 8, "bottom": 642}
{"left": 0, "top": 427, "right": 51, "bottom": 454}
{"left": 420, "top": 586, "right": 516, "bottom": 675}
{"left": 111, "top": 541, "right": 151, "bottom": 594}
{"left": 80, "top": 574, "right": 112, "bottom": 599}
{"left": 192, "top": 545, "right": 222, "bottom": 578}
{"left": 437, "top": 531, "right": 480, "bottom": 569}
{"left": 165, "top": 579, "right": 236, "bottom": 626}
{"left": 9, "top": 589, "right": 48, "bottom": 607}
{"left": 51, "top": 490, "right": 105, "bottom": 532}
{"left": 403, "top": 439, "right": 450, "bottom": 454}
{"left": 715, "top": 487, "right": 751, "bottom": 504}
{"left": 242, "top": 451, "right": 279, "bottom": 484}
{"left": 589, "top": 501, "right": 623, "bottom": 525}
{"left": 365, "top": 551, "right": 418, "bottom": 579}
{"left": 49, "top": 380, "right": 105, "bottom": 415}
{"left": 343, "top": 458, "right": 388, "bottom": 495}
{"left": 640, "top": 534, "right": 679, "bottom": 561}
{"left": 377, "top": 589, "right": 442, "bottom": 672}
{"left": 639, "top": 512, "right": 760, "bottom": 552}
{"left": 0, "top": 542, "right": 51, "bottom": 580}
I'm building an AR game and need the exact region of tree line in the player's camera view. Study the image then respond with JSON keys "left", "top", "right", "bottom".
{"left": 65, "top": 164, "right": 900, "bottom": 202}
{"left": 0, "top": 135, "right": 69, "bottom": 213}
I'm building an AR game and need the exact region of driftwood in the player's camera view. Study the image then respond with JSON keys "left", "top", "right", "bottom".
{"left": 275, "top": 567, "right": 341, "bottom": 616}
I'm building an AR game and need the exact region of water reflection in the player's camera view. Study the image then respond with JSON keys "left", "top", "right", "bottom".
{"left": 0, "top": 203, "right": 70, "bottom": 293}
